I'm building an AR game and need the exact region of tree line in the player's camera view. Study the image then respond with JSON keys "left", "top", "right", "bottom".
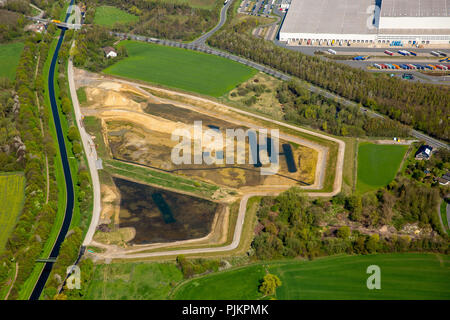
{"left": 0, "top": 14, "right": 93, "bottom": 300}
{"left": 235, "top": 78, "right": 410, "bottom": 138}
{"left": 208, "top": 17, "right": 450, "bottom": 141}
{"left": 85, "top": 0, "right": 221, "bottom": 41}
{"left": 0, "top": 33, "right": 59, "bottom": 299}
{"left": 73, "top": 25, "right": 127, "bottom": 72}
{"left": 251, "top": 184, "right": 449, "bottom": 261}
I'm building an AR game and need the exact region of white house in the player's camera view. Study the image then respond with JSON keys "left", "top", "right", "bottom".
{"left": 103, "top": 46, "right": 117, "bottom": 58}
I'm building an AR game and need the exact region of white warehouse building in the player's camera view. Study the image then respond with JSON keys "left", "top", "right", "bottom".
{"left": 279, "top": 0, "right": 450, "bottom": 46}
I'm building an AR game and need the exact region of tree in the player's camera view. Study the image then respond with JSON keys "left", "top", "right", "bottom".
{"left": 337, "top": 226, "right": 351, "bottom": 239}
{"left": 365, "top": 234, "right": 380, "bottom": 253}
{"left": 346, "top": 195, "right": 363, "bottom": 221}
{"left": 67, "top": 126, "right": 80, "bottom": 142}
{"left": 259, "top": 274, "right": 282, "bottom": 296}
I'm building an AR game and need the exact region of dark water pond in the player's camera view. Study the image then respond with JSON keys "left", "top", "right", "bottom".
{"left": 113, "top": 177, "right": 219, "bottom": 244}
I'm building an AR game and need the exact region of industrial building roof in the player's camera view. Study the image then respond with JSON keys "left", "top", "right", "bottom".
{"left": 279, "top": 0, "right": 377, "bottom": 35}
{"left": 380, "top": 0, "right": 450, "bottom": 17}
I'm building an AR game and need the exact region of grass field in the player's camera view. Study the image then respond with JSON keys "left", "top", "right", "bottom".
{"left": 103, "top": 41, "right": 257, "bottom": 97}
{"left": 0, "top": 42, "right": 24, "bottom": 80}
{"left": 104, "top": 159, "right": 220, "bottom": 199}
{"left": 356, "top": 143, "right": 408, "bottom": 193}
{"left": 441, "top": 200, "right": 449, "bottom": 236}
{"left": 93, "top": 5, "right": 138, "bottom": 27}
{"left": 172, "top": 253, "right": 450, "bottom": 300}
{"left": 0, "top": 173, "right": 25, "bottom": 253}
{"left": 85, "top": 262, "right": 183, "bottom": 300}
{"left": 173, "top": 264, "right": 266, "bottom": 300}
{"left": 160, "top": 0, "right": 218, "bottom": 9}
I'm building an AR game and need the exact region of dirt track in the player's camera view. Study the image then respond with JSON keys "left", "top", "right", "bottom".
{"left": 75, "top": 71, "right": 345, "bottom": 260}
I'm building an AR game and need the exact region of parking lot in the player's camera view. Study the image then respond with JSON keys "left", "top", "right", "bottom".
{"left": 238, "top": 0, "right": 279, "bottom": 17}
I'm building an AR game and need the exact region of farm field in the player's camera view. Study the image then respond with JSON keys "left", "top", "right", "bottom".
{"left": 103, "top": 41, "right": 257, "bottom": 97}
{"left": 93, "top": 5, "right": 138, "bottom": 27}
{"left": 85, "top": 262, "right": 183, "bottom": 300}
{"left": 173, "top": 253, "right": 450, "bottom": 300}
{"left": 356, "top": 143, "right": 408, "bottom": 193}
{"left": 0, "top": 42, "right": 24, "bottom": 80}
{"left": 0, "top": 173, "right": 25, "bottom": 253}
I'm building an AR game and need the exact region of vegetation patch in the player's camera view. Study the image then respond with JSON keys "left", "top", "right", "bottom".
{"left": 103, "top": 40, "right": 257, "bottom": 97}
{"left": 173, "top": 253, "right": 450, "bottom": 300}
{"left": 0, "top": 42, "right": 24, "bottom": 80}
{"left": 93, "top": 5, "right": 138, "bottom": 27}
{"left": 85, "top": 262, "right": 183, "bottom": 300}
{"left": 0, "top": 173, "right": 25, "bottom": 253}
{"left": 160, "top": 0, "right": 218, "bottom": 9}
{"left": 356, "top": 143, "right": 407, "bottom": 193}
{"left": 173, "top": 264, "right": 266, "bottom": 300}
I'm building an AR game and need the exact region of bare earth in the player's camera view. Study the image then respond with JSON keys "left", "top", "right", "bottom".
{"left": 72, "top": 68, "right": 345, "bottom": 260}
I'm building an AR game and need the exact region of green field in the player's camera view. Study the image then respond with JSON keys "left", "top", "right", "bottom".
{"left": 159, "top": 0, "right": 218, "bottom": 9}
{"left": 85, "top": 262, "right": 183, "bottom": 300}
{"left": 0, "top": 42, "right": 24, "bottom": 80}
{"left": 173, "top": 253, "right": 450, "bottom": 300}
{"left": 356, "top": 143, "right": 408, "bottom": 193}
{"left": 103, "top": 41, "right": 257, "bottom": 97}
{"left": 93, "top": 5, "right": 139, "bottom": 27}
{"left": 441, "top": 200, "right": 449, "bottom": 235}
{"left": 0, "top": 173, "right": 25, "bottom": 253}
{"left": 173, "top": 265, "right": 266, "bottom": 300}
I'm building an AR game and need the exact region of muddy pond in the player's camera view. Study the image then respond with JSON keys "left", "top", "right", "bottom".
{"left": 113, "top": 177, "right": 220, "bottom": 244}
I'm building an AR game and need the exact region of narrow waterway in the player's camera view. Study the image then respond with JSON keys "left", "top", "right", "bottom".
{"left": 30, "top": 0, "right": 75, "bottom": 300}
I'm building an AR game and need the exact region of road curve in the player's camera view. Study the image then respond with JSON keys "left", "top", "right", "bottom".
{"left": 191, "top": 0, "right": 233, "bottom": 46}
{"left": 113, "top": 32, "right": 449, "bottom": 150}
{"left": 68, "top": 58, "right": 102, "bottom": 246}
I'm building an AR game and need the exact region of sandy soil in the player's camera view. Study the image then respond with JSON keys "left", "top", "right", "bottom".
{"left": 74, "top": 69, "right": 345, "bottom": 259}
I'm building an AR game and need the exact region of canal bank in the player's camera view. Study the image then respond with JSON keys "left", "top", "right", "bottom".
{"left": 29, "top": 0, "right": 76, "bottom": 300}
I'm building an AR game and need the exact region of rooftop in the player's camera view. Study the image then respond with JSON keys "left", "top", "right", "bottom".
{"left": 380, "top": 0, "right": 450, "bottom": 17}
{"left": 280, "top": 0, "right": 377, "bottom": 35}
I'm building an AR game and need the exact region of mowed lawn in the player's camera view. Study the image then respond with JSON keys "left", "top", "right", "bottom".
{"left": 93, "top": 5, "right": 138, "bottom": 27}
{"left": 103, "top": 41, "right": 257, "bottom": 97}
{"left": 356, "top": 143, "right": 407, "bottom": 193}
{"left": 0, "top": 42, "right": 24, "bottom": 80}
{"left": 0, "top": 173, "right": 25, "bottom": 253}
{"left": 173, "top": 253, "right": 450, "bottom": 300}
{"left": 85, "top": 262, "right": 183, "bottom": 300}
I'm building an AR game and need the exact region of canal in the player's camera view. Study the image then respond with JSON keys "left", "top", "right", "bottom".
{"left": 30, "top": 0, "right": 76, "bottom": 300}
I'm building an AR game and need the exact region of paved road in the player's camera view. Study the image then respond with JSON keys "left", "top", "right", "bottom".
{"left": 275, "top": 41, "right": 450, "bottom": 84}
{"left": 274, "top": 43, "right": 449, "bottom": 56}
{"left": 191, "top": 0, "right": 234, "bottom": 45}
{"left": 114, "top": 31, "right": 449, "bottom": 150}
{"left": 68, "top": 58, "right": 102, "bottom": 246}
{"left": 114, "top": 32, "right": 290, "bottom": 81}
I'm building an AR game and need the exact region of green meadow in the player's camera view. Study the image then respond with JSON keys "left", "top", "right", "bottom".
{"left": 356, "top": 143, "right": 408, "bottom": 193}
{"left": 93, "top": 5, "right": 138, "bottom": 27}
{"left": 0, "top": 173, "right": 25, "bottom": 253}
{"left": 173, "top": 253, "right": 450, "bottom": 300}
{"left": 0, "top": 42, "right": 24, "bottom": 80}
{"left": 103, "top": 40, "right": 257, "bottom": 97}
{"left": 85, "top": 262, "right": 183, "bottom": 300}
